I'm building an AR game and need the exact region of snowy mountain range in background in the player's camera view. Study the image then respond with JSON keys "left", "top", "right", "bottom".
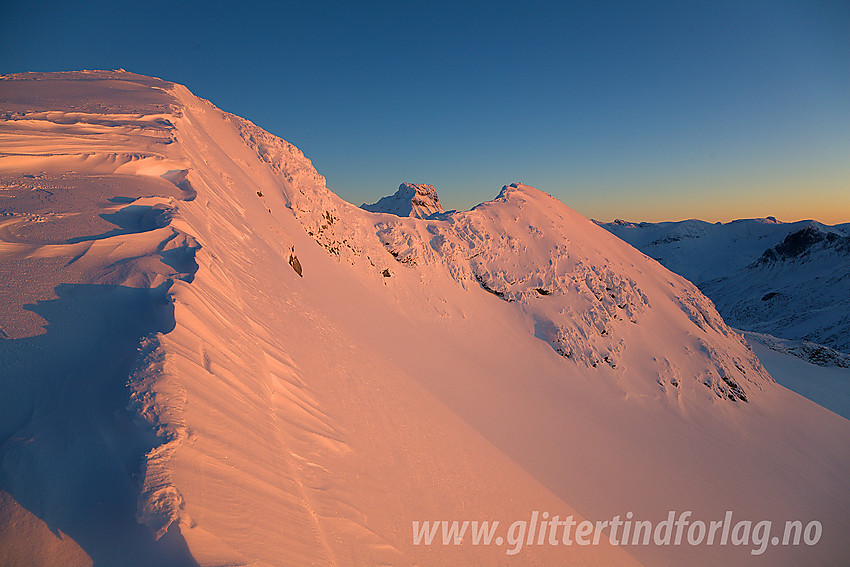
{"left": 600, "top": 218, "right": 850, "bottom": 353}
{"left": 1, "top": 70, "right": 848, "bottom": 567}
{"left": 600, "top": 217, "right": 850, "bottom": 417}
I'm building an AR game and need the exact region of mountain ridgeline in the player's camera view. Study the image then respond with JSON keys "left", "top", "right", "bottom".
{"left": 1, "top": 71, "right": 848, "bottom": 567}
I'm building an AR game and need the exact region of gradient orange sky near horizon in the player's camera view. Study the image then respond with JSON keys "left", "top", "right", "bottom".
{"left": 567, "top": 175, "right": 850, "bottom": 225}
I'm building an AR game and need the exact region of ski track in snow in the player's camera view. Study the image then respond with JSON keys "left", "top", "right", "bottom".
{"left": 1, "top": 71, "right": 849, "bottom": 567}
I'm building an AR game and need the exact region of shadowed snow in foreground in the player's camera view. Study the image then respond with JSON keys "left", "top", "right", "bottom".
{"left": 1, "top": 70, "right": 849, "bottom": 567}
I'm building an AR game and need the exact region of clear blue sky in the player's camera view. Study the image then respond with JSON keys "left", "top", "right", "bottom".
{"left": 2, "top": 0, "right": 848, "bottom": 222}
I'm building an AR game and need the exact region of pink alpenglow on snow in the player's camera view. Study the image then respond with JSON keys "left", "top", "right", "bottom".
{"left": 361, "top": 182, "right": 444, "bottom": 218}
{"left": 0, "top": 70, "right": 848, "bottom": 567}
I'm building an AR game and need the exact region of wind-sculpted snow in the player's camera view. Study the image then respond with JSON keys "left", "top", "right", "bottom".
{"left": 2, "top": 71, "right": 849, "bottom": 567}
{"left": 0, "top": 159, "right": 199, "bottom": 564}
{"left": 288, "top": 178, "right": 768, "bottom": 402}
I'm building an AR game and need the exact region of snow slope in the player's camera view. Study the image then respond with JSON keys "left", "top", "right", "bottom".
{"left": 701, "top": 226, "right": 850, "bottom": 353}
{"left": 601, "top": 218, "right": 850, "bottom": 352}
{"left": 2, "top": 71, "right": 849, "bottom": 567}
{"left": 743, "top": 333, "right": 850, "bottom": 419}
{"left": 600, "top": 218, "right": 850, "bottom": 421}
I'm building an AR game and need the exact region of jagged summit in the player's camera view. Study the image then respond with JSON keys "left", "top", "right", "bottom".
{"left": 361, "top": 182, "right": 444, "bottom": 218}
{"left": 495, "top": 181, "right": 538, "bottom": 200}
{"left": 2, "top": 71, "right": 849, "bottom": 567}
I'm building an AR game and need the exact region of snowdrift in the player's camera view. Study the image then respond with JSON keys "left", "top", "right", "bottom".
{"left": 1, "top": 71, "right": 849, "bottom": 566}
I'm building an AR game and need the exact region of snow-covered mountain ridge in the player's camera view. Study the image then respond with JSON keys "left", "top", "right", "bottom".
{"left": 600, "top": 218, "right": 850, "bottom": 355}
{"left": 231, "top": 115, "right": 765, "bottom": 399}
{"left": 2, "top": 71, "right": 849, "bottom": 567}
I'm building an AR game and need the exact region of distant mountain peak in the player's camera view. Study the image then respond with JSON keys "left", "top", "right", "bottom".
{"left": 361, "top": 182, "right": 444, "bottom": 218}
{"left": 6, "top": 70, "right": 849, "bottom": 567}
{"left": 757, "top": 224, "right": 850, "bottom": 264}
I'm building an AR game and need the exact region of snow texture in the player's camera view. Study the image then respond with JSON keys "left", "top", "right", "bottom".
{"left": 601, "top": 218, "right": 850, "bottom": 353}
{"left": 361, "top": 182, "right": 444, "bottom": 219}
{"left": 1, "top": 70, "right": 849, "bottom": 567}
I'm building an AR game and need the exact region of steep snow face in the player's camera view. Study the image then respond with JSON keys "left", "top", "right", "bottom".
{"left": 361, "top": 182, "right": 444, "bottom": 218}
{"left": 2, "top": 71, "right": 850, "bottom": 567}
{"left": 366, "top": 182, "right": 768, "bottom": 401}
{"left": 601, "top": 219, "right": 850, "bottom": 353}
{"left": 0, "top": 71, "right": 199, "bottom": 567}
